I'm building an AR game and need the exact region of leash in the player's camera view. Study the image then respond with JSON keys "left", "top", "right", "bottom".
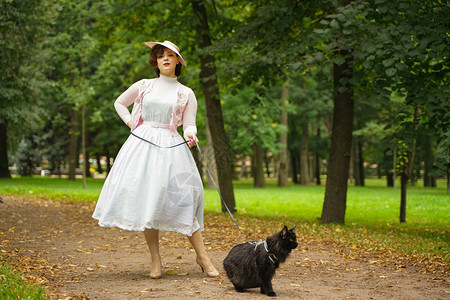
{"left": 195, "top": 143, "right": 249, "bottom": 243}
{"left": 131, "top": 132, "right": 248, "bottom": 242}
{"left": 131, "top": 132, "right": 188, "bottom": 148}
{"left": 195, "top": 140, "right": 280, "bottom": 261}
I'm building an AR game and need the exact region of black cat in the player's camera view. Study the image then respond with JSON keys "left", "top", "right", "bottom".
{"left": 223, "top": 225, "right": 298, "bottom": 297}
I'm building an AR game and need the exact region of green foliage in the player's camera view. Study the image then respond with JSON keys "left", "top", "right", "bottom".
{"left": 2, "top": 0, "right": 448, "bottom": 190}
{"left": 433, "top": 130, "right": 450, "bottom": 176}
{"left": 14, "top": 140, "right": 37, "bottom": 177}
{"left": 0, "top": 260, "right": 46, "bottom": 300}
{"left": 310, "top": 0, "right": 449, "bottom": 179}
{"left": 223, "top": 83, "right": 283, "bottom": 156}
{"left": 0, "top": 0, "right": 51, "bottom": 150}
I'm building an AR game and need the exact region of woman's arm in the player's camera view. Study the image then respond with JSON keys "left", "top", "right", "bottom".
{"left": 183, "top": 90, "right": 198, "bottom": 146}
{"left": 114, "top": 81, "right": 142, "bottom": 128}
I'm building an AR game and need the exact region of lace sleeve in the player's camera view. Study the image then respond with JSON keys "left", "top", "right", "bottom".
{"left": 182, "top": 89, "right": 198, "bottom": 137}
{"left": 113, "top": 81, "right": 141, "bottom": 125}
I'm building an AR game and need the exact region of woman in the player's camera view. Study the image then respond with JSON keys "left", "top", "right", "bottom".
{"left": 92, "top": 40, "right": 219, "bottom": 279}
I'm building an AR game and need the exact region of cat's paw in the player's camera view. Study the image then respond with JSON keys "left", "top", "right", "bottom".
{"left": 267, "top": 291, "right": 276, "bottom": 297}
{"left": 261, "top": 289, "right": 276, "bottom": 297}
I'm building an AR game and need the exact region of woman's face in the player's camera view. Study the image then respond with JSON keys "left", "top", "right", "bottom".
{"left": 157, "top": 48, "right": 180, "bottom": 77}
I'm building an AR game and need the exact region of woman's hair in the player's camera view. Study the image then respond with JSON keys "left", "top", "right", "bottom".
{"left": 149, "top": 44, "right": 182, "bottom": 77}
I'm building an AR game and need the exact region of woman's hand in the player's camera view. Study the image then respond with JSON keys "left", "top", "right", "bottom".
{"left": 186, "top": 134, "right": 198, "bottom": 148}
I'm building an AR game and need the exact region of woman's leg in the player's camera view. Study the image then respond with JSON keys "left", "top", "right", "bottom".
{"left": 143, "top": 229, "right": 162, "bottom": 278}
{"left": 188, "top": 229, "right": 219, "bottom": 277}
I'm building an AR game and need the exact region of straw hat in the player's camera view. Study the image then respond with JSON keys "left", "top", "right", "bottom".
{"left": 144, "top": 40, "right": 187, "bottom": 67}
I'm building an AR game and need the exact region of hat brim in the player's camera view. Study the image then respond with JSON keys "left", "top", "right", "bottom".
{"left": 144, "top": 41, "right": 187, "bottom": 67}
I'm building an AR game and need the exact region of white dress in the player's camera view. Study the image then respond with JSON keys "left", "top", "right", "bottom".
{"left": 92, "top": 75, "right": 204, "bottom": 236}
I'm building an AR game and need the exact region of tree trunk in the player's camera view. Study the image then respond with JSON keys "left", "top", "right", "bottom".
{"left": 192, "top": 0, "right": 236, "bottom": 212}
{"left": 278, "top": 81, "right": 289, "bottom": 187}
{"left": 289, "top": 119, "right": 299, "bottom": 184}
{"left": 68, "top": 108, "right": 79, "bottom": 181}
{"left": 349, "top": 147, "right": 354, "bottom": 184}
{"left": 321, "top": 47, "right": 354, "bottom": 224}
{"left": 410, "top": 163, "right": 418, "bottom": 187}
{"left": 191, "top": 145, "right": 203, "bottom": 185}
{"left": 315, "top": 128, "right": 321, "bottom": 185}
{"left": 106, "top": 151, "right": 111, "bottom": 174}
{"left": 352, "top": 139, "right": 359, "bottom": 185}
{"left": 385, "top": 149, "right": 393, "bottom": 186}
{"left": 315, "top": 153, "right": 321, "bottom": 185}
{"left": 290, "top": 150, "right": 299, "bottom": 184}
{"left": 358, "top": 140, "right": 365, "bottom": 186}
{"left": 447, "top": 163, "right": 450, "bottom": 194}
{"left": 300, "top": 121, "right": 310, "bottom": 185}
{"left": 0, "top": 119, "right": 11, "bottom": 178}
{"left": 84, "top": 152, "right": 91, "bottom": 177}
{"left": 400, "top": 105, "right": 418, "bottom": 223}
{"left": 240, "top": 157, "right": 248, "bottom": 178}
{"left": 400, "top": 172, "right": 408, "bottom": 223}
{"left": 205, "top": 118, "right": 218, "bottom": 188}
{"left": 352, "top": 137, "right": 364, "bottom": 186}
{"left": 393, "top": 147, "right": 397, "bottom": 190}
{"left": 81, "top": 104, "right": 87, "bottom": 188}
{"left": 264, "top": 151, "right": 271, "bottom": 178}
{"left": 309, "top": 155, "right": 314, "bottom": 183}
{"left": 423, "top": 137, "right": 435, "bottom": 187}
{"left": 56, "top": 160, "right": 62, "bottom": 178}
{"left": 252, "top": 143, "right": 266, "bottom": 188}
{"left": 95, "top": 154, "right": 102, "bottom": 174}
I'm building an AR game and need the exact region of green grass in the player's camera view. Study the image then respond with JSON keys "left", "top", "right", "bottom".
{"left": 205, "top": 178, "right": 448, "bottom": 226}
{"left": 0, "top": 260, "right": 46, "bottom": 300}
{"left": 0, "top": 176, "right": 103, "bottom": 202}
{"left": 205, "top": 178, "right": 449, "bottom": 261}
{"left": 0, "top": 176, "right": 448, "bottom": 265}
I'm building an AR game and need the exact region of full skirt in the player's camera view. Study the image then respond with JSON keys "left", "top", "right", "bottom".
{"left": 92, "top": 123, "right": 204, "bottom": 236}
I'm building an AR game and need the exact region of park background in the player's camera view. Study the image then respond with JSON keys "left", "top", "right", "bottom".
{"left": 0, "top": 0, "right": 448, "bottom": 298}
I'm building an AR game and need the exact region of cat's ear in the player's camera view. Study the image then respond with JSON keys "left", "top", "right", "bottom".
{"left": 289, "top": 225, "right": 297, "bottom": 232}
{"left": 281, "top": 225, "right": 288, "bottom": 237}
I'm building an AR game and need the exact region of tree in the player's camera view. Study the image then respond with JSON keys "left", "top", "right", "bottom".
{"left": 363, "top": 0, "right": 449, "bottom": 221}
{"left": 312, "top": 0, "right": 355, "bottom": 224}
{"left": 278, "top": 81, "right": 289, "bottom": 187}
{"left": 0, "top": 0, "right": 49, "bottom": 178}
{"left": 321, "top": 44, "right": 354, "bottom": 223}
{"left": 191, "top": 0, "right": 236, "bottom": 212}
{"left": 314, "top": 0, "right": 448, "bottom": 223}
{"left": 222, "top": 84, "right": 282, "bottom": 187}
{"left": 50, "top": 1, "right": 101, "bottom": 181}
{"left": 212, "top": 0, "right": 324, "bottom": 189}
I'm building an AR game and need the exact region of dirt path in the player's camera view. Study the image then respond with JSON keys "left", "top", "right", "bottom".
{"left": 0, "top": 196, "right": 448, "bottom": 299}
